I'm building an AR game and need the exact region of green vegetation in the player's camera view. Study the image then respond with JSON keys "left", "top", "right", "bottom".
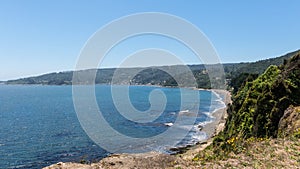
{"left": 205, "top": 51, "right": 300, "bottom": 159}
{"left": 229, "top": 73, "right": 258, "bottom": 94}
{"left": 228, "top": 52, "right": 299, "bottom": 138}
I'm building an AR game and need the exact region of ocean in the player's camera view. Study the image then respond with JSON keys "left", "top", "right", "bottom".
{"left": 0, "top": 85, "right": 225, "bottom": 168}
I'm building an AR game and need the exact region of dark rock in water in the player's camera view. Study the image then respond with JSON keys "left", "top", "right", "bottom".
{"left": 196, "top": 141, "right": 207, "bottom": 145}
{"left": 200, "top": 141, "right": 208, "bottom": 145}
{"left": 197, "top": 125, "right": 203, "bottom": 131}
{"left": 169, "top": 145, "right": 193, "bottom": 154}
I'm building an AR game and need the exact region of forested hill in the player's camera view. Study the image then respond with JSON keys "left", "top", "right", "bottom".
{"left": 5, "top": 49, "right": 299, "bottom": 88}
{"left": 227, "top": 49, "right": 300, "bottom": 76}
{"left": 214, "top": 51, "right": 300, "bottom": 150}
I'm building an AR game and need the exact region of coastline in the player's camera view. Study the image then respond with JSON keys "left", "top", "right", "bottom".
{"left": 200, "top": 89, "right": 231, "bottom": 139}
{"left": 179, "top": 89, "right": 231, "bottom": 160}
{"left": 44, "top": 89, "right": 232, "bottom": 169}
{"left": 168, "top": 89, "right": 229, "bottom": 154}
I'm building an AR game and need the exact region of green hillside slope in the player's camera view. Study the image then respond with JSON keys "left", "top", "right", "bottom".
{"left": 215, "top": 51, "right": 300, "bottom": 149}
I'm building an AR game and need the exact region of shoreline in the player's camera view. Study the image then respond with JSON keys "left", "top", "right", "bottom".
{"left": 179, "top": 89, "right": 231, "bottom": 160}
{"left": 168, "top": 89, "right": 229, "bottom": 154}
{"left": 44, "top": 89, "right": 232, "bottom": 169}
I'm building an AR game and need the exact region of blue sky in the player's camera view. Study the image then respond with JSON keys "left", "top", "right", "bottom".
{"left": 0, "top": 0, "right": 299, "bottom": 80}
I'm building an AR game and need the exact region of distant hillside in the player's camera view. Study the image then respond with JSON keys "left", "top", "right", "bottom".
{"left": 6, "top": 50, "right": 299, "bottom": 89}
{"left": 6, "top": 66, "right": 205, "bottom": 86}
{"left": 230, "top": 49, "right": 300, "bottom": 76}
{"left": 5, "top": 64, "right": 210, "bottom": 88}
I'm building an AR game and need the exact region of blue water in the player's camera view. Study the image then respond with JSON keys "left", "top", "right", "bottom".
{"left": 0, "top": 85, "right": 224, "bottom": 168}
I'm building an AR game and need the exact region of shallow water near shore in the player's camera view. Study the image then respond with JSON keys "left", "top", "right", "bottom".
{"left": 0, "top": 85, "right": 225, "bottom": 168}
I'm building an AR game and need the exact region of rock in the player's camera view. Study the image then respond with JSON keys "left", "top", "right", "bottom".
{"left": 43, "top": 162, "right": 96, "bottom": 169}
{"left": 57, "top": 162, "right": 63, "bottom": 165}
{"left": 197, "top": 125, "right": 203, "bottom": 131}
{"left": 278, "top": 106, "right": 300, "bottom": 137}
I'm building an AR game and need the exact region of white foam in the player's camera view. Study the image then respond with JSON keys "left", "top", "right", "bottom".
{"left": 178, "top": 110, "right": 189, "bottom": 116}
{"left": 179, "top": 110, "right": 189, "bottom": 113}
{"left": 196, "top": 120, "right": 213, "bottom": 127}
{"left": 169, "top": 112, "right": 176, "bottom": 115}
{"left": 211, "top": 90, "right": 226, "bottom": 107}
{"left": 191, "top": 133, "right": 207, "bottom": 142}
{"left": 164, "top": 122, "right": 173, "bottom": 127}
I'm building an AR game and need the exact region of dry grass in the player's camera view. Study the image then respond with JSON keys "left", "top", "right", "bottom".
{"left": 44, "top": 137, "right": 300, "bottom": 169}
{"left": 183, "top": 137, "right": 300, "bottom": 169}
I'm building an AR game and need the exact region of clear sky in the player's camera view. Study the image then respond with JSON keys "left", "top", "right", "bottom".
{"left": 0, "top": 0, "right": 299, "bottom": 80}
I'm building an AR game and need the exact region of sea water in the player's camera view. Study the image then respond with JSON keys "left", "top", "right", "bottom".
{"left": 0, "top": 85, "right": 225, "bottom": 168}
